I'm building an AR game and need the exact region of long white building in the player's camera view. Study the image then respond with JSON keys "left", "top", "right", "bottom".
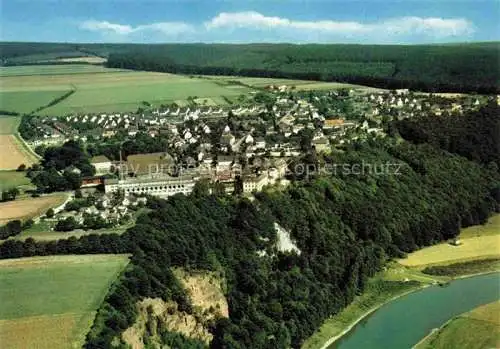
{"left": 105, "top": 176, "right": 196, "bottom": 198}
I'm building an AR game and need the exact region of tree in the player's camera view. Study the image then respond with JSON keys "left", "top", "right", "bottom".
{"left": 212, "top": 182, "right": 226, "bottom": 197}
{"left": 55, "top": 216, "right": 78, "bottom": 232}
{"left": 233, "top": 176, "right": 243, "bottom": 195}
{"left": 22, "top": 219, "right": 34, "bottom": 230}
{"left": 0, "top": 220, "right": 22, "bottom": 239}
{"left": 63, "top": 171, "right": 83, "bottom": 190}
{"left": 16, "top": 164, "right": 26, "bottom": 172}
{"left": 192, "top": 179, "right": 211, "bottom": 198}
{"left": 1, "top": 188, "right": 19, "bottom": 202}
{"left": 45, "top": 208, "right": 55, "bottom": 218}
{"left": 298, "top": 128, "right": 314, "bottom": 152}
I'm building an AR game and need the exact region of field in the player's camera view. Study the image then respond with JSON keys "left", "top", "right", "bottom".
{"left": 0, "top": 194, "right": 68, "bottom": 224}
{"left": 55, "top": 56, "right": 107, "bottom": 64}
{"left": 0, "top": 171, "right": 32, "bottom": 191}
{"left": 0, "top": 134, "right": 38, "bottom": 170}
{"left": 0, "top": 116, "right": 20, "bottom": 134}
{"left": 399, "top": 214, "right": 500, "bottom": 267}
{"left": 202, "top": 75, "right": 378, "bottom": 91}
{"left": 0, "top": 254, "right": 129, "bottom": 349}
{"left": 416, "top": 301, "right": 500, "bottom": 349}
{"left": 0, "top": 90, "right": 71, "bottom": 114}
{"left": 0, "top": 65, "right": 254, "bottom": 116}
{"left": 399, "top": 235, "right": 500, "bottom": 267}
{"left": 0, "top": 64, "right": 123, "bottom": 77}
{"left": 459, "top": 214, "right": 500, "bottom": 238}
{"left": 0, "top": 64, "right": 380, "bottom": 117}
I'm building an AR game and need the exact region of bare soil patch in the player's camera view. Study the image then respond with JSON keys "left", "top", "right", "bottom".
{"left": 0, "top": 135, "right": 36, "bottom": 170}
{"left": 0, "top": 194, "right": 67, "bottom": 224}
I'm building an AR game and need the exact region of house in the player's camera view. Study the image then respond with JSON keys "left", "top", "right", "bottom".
{"left": 215, "top": 155, "right": 234, "bottom": 173}
{"left": 91, "top": 155, "right": 113, "bottom": 174}
{"left": 243, "top": 174, "right": 270, "bottom": 193}
{"left": 128, "top": 127, "right": 139, "bottom": 136}
{"left": 103, "top": 130, "right": 116, "bottom": 138}
{"left": 312, "top": 138, "right": 330, "bottom": 153}
{"left": 323, "top": 119, "right": 344, "bottom": 130}
{"left": 220, "top": 133, "right": 236, "bottom": 148}
{"left": 255, "top": 138, "right": 266, "bottom": 150}
{"left": 292, "top": 125, "right": 305, "bottom": 134}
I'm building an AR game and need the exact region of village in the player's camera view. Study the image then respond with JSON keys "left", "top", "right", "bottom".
{"left": 21, "top": 87, "right": 491, "bottom": 214}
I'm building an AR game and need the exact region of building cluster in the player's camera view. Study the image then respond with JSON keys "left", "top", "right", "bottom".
{"left": 26, "top": 86, "right": 493, "bottom": 200}
{"left": 47, "top": 192, "right": 146, "bottom": 230}
{"left": 99, "top": 151, "right": 288, "bottom": 198}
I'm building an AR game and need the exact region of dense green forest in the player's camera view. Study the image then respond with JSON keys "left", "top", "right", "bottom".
{"left": 104, "top": 43, "right": 500, "bottom": 93}
{"left": 1, "top": 42, "right": 499, "bottom": 93}
{"left": 394, "top": 101, "right": 500, "bottom": 168}
{"left": 2, "top": 110, "right": 499, "bottom": 348}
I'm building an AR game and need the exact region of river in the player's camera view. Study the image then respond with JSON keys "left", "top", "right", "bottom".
{"left": 329, "top": 272, "right": 500, "bottom": 349}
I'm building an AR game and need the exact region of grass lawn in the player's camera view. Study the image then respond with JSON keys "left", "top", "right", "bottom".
{"left": 0, "top": 254, "right": 129, "bottom": 349}
{"left": 0, "top": 171, "right": 32, "bottom": 191}
{"left": 0, "top": 116, "right": 20, "bottom": 134}
{"left": 416, "top": 301, "right": 500, "bottom": 349}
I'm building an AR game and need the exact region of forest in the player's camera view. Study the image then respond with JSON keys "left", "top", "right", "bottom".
{"left": 1, "top": 42, "right": 499, "bottom": 93}
{"left": 102, "top": 43, "right": 500, "bottom": 93}
{"left": 1, "top": 104, "right": 499, "bottom": 348}
{"left": 394, "top": 101, "right": 500, "bottom": 168}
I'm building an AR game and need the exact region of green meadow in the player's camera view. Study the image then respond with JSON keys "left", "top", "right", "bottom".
{"left": 0, "top": 90, "right": 70, "bottom": 114}
{"left": 0, "top": 171, "right": 32, "bottom": 191}
{"left": 0, "top": 255, "right": 129, "bottom": 349}
{"left": 0, "top": 64, "right": 254, "bottom": 116}
{"left": 0, "top": 116, "right": 20, "bottom": 134}
{"left": 416, "top": 301, "right": 500, "bottom": 349}
{"left": 0, "top": 64, "right": 123, "bottom": 77}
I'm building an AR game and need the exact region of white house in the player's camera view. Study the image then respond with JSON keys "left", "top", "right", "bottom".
{"left": 91, "top": 155, "right": 113, "bottom": 174}
{"left": 255, "top": 138, "right": 266, "bottom": 150}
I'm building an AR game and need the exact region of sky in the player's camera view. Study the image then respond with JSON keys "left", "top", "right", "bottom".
{"left": 1, "top": 0, "right": 499, "bottom": 44}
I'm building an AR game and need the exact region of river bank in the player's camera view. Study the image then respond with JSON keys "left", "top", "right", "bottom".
{"left": 301, "top": 265, "right": 437, "bottom": 349}
{"left": 316, "top": 283, "right": 428, "bottom": 349}
{"left": 302, "top": 215, "right": 500, "bottom": 349}
{"left": 414, "top": 301, "right": 500, "bottom": 349}
{"left": 302, "top": 263, "right": 500, "bottom": 349}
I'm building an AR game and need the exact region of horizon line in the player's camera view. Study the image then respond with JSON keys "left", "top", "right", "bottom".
{"left": 1, "top": 40, "right": 499, "bottom": 46}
